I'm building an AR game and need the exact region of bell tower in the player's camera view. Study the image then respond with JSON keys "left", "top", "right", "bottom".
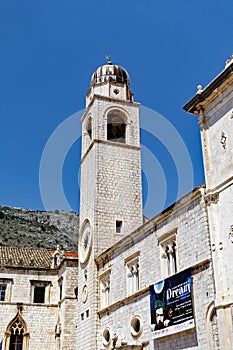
{"left": 79, "top": 58, "right": 143, "bottom": 257}
{"left": 77, "top": 59, "right": 143, "bottom": 349}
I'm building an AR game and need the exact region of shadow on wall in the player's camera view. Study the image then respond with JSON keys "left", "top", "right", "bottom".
{"left": 153, "top": 328, "right": 198, "bottom": 350}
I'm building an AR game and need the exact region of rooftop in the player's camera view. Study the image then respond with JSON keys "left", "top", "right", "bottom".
{"left": 183, "top": 57, "right": 233, "bottom": 114}
{"left": 0, "top": 246, "right": 78, "bottom": 269}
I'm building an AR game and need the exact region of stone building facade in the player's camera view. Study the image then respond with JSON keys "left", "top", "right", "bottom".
{"left": 96, "top": 187, "right": 214, "bottom": 350}
{"left": 183, "top": 58, "right": 233, "bottom": 349}
{"left": 0, "top": 246, "right": 78, "bottom": 350}
{"left": 0, "top": 56, "right": 233, "bottom": 349}
{"left": 76, "top": 57, "right": 233, "bottom": 350}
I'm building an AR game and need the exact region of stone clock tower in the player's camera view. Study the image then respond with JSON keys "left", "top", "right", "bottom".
{"left": 77, "top": 59, "right": 143, "bottom": 349}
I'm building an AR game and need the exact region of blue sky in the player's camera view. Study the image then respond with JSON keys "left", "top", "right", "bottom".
{"left": 1, "top": 0, "right": 233, "bottom": 218}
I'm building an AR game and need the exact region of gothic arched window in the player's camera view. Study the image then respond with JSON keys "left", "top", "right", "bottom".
{"left": 107, "top": 110, "right": 126, "bottom": 143}
{"left": 5, "top": 311, "right": 29, "bottom": 350}
{"left": 9, "top": 327, "right": 23, "bottom": 350}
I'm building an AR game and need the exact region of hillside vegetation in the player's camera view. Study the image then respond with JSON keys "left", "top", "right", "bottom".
{"left": 0, "top": 206, "right": 79, "bottom": 251}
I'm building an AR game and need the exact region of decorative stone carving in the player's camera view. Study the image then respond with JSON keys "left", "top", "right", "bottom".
{"left": 225, "top": 54, "right": 233, "bottom": 67}
{"left": 16, "top": 303, "right": 23, "bottom": 312}
{"left": 196, "top": 84, "right": 203, "bottom": 94}
{"left": 161, "top": 252, "right": 167, "bottom": 260}
{"left": 220, "top": 131, "right": 227, "bottom": 149}
{"left": 129, "top": 263, "right": 139, "bottom": 276}
{"left": 51, "top": 245, "right": 64, "bottom": 268}
{"left": 102, "top": 277, "right": 110, "bottom": 293}
{"left": 219, "top": 242, "right": 223, "bottom": 250}
{"left": 204, "top": 192, "right": 219, "bottom": 206}
{"left": 112, "top": 333, "right": 118, "bottom": 348}
{"left": 229, "top": 225, "right": 233, "bottom": 243}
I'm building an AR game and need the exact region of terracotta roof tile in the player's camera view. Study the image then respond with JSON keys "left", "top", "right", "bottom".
{"left": 63, "top": 251, "right": 78, "bottom": 258}
{"left": 0, "top": 246, "right": 52, "bottom": 268}
{"left": 49, "top": 250, "right": 78, "bottom": 258}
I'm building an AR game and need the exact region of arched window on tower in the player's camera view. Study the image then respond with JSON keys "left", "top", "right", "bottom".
{"left": 107, "top": 110, "right": 126, "bottom": 143}
{"left": 82, "top": 115, "right": 93, "bottom": 156}
{"left": 86, "top": 117, "right": 92, "bottom": 140}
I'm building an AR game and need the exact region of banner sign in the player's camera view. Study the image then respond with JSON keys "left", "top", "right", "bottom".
{"left": 150, "top": 268, "right": 194, "bottom": 339}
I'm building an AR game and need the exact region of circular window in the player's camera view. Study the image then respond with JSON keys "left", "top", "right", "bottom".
{"left": 102, "top": 328, "right": 111, "bottom": 346}
{"left": 130, "top": 315, "right": 143, "bottom": 337}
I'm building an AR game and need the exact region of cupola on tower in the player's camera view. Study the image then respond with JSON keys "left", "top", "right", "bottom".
{"left": 79, "top": 58, "right": 143, "bottom": 258}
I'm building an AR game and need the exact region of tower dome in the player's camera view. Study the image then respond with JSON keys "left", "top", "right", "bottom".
{"left": 90, "top": 58, "right": 130, "bottom": 87}
{"left": 86, "top": 57, "right": 134, "bottom": 106}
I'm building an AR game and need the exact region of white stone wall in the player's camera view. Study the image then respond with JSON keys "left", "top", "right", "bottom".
{"left": 0, "top": 268, "right": 59, "bottom": 305}
{"left": 79, "top": 145, "right": 95, "bottom": 226}
{"left": 78, "top": 89, "right": 143, "bottom": 349}
{"left": 94, "top": 142, "right": 142, "bottom": 249}
{"left": 97, "top": 189, "right": 215, "bottom": 350}
{"left": 80, "top": 97, "right": 143, "bottom": 253}
{"left": 59, "top": 260, "right": 79, "bottom": 350}
{"left": 0, "top": 268, "right": 59, "bottom": 350}
{"left": 199, "top": 76, "right": 233, "bottom": 349}
{"left": 86, "top": 82, "right": 129, "bottom": 106}
{"left": 77, "top": 256, "right": 99, "bottom": 350}
{"left": 201, "top": 85, "right": 233, "bottom": 189}
{"left": 0, "top": 258, "right": 78, "bottom": 350}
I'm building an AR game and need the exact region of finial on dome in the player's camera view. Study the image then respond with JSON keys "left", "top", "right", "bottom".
{"left": 106, "top": 54, "right": 112, "bottom": 65}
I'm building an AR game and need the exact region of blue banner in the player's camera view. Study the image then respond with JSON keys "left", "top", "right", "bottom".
{"left": 150, "top": 268, "right": 194, "bottom": 338}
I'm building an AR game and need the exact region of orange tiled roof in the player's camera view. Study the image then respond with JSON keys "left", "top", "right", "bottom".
{"left": 63, "top": 251, "right": 78, "bottom": 258}
{"left": 0, "top": 246, "right": 52, "bottom": 268}
{"left": 49, "top": 250, "right": 78, "bottom": 258}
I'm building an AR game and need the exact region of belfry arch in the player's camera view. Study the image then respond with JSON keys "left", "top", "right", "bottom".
{"left": 107, "top": 109, "right": 127, "bottom": 143}
{"left": 86, "top": 116, "right": 92, "bottom": 140}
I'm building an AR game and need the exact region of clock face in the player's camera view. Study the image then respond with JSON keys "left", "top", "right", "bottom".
{"left": 82, "top": 284, "right": 88, "bottom": 303}
{"left": 79, "top": 221, "right": 92, "bottom": 264}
